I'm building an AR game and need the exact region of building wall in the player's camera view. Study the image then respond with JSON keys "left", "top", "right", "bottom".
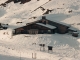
{"left": 39, "top": 19, "right": 69, "bottom": 34}
{"left": 57, "top": 25, "right": 68, "bottom": 34}
{"left": 14, "top": 24, "right": 56, "bottom": 34}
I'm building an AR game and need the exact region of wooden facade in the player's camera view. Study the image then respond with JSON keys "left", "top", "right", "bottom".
{"left": 14, "top": 23, "right": 56, "bottom": 34}
{"left": 39, "top": 16, "right": 69, "bottom": 34}
{"left": 14, "top": 16, "right": 78, "bottom": 35}
{"left": 72, "top": 32, "right": 79, "bottom": 37}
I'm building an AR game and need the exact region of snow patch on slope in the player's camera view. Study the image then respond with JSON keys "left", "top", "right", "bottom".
{"left": 0, "top": 0, "right": 80, "bottom": 60}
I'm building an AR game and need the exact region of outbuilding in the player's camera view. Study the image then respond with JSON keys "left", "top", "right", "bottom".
{"left": 72, "top": 32, "right": 79, "bottom": 37}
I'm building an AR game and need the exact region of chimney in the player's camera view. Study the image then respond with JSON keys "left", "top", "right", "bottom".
{"left": 42, "top": 16, "right": 48, "bottom": 25}
{"left": 42, "top": 16, "right": 46, "bottom": 19}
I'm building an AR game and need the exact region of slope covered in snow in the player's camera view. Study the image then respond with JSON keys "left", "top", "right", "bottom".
{"left": 0, "top": 34, "right": 80, "bottom": 60}
{"left": 0, "top": 0, "right": 80, "bottom": 60}
{"left": 0, "top": 0, "right": 80, "bottom": 31}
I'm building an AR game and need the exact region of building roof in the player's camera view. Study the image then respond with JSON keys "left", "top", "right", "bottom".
{"left": 8, "top": 24, "right": 26, "bottom": 30}
{"left": 73, "top": 32, "right": 79, "bottom": 34}
{"left": 68, "top": 27, "right": 77, "bottom": 31}
{"left": 38, "top": 16, "right": 70, "bottom": 27}
{"left": 8, "top": 16, "right": 69, "bottom": 30}
{"left": 36, "top": 23, "right": 56, "bottom": 29}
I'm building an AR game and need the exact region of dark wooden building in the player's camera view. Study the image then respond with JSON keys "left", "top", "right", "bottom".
{"left": 72, "top": 32, "right": 79, "bottom": 37}
{"left": 14, "top": 22, "right": 56, "bottom": 34}
{"left": 13, "top": 16, "right": 78, "bottom": 35}
{"left": 38, "top": 16, "right": 69, "bottom": 34}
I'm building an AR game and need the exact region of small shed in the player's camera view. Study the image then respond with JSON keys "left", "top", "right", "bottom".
{"left": 0, "top": 23, "right": 8, "bottom": 30}
{"left": 72, "top": 32, "right": 79, "bottom": 37}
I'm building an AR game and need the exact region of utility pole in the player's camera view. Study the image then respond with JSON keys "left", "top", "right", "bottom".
{"left": 32, "top": 52, "right": 36, "bottom": 59}
{"left": 20, "top": 52, "right": 21, "bottom": 60}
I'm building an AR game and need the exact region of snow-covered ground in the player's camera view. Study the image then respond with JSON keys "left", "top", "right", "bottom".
{"left": 0, "top": 0, "right": 80, "bottom": 60}
{"left": 0, "top": 34, "right": 80, "bottom": 60}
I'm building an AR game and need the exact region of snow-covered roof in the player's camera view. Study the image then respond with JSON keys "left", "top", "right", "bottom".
{"left": 8, "top": 19, "right": 57, "bottom": 30}
{"left": 38, "top": 15, "right": 70, "bottom": 27}
{"left": 73, "top": 32, "right": 79, "bottom": 34}
{"left": 8, "top": 24, "right": 26, "bottom": 29}
{"left": 36, "top": 23, "right": 56, "bottom": 29}
{"left": 47, "top": 19, "right": 70, "bottom": 27}
{"left": 68, "top": 27, "right": 77, "bottom": 31}
{"left": 2, "top": 24, "right": 8, "bottom": 27}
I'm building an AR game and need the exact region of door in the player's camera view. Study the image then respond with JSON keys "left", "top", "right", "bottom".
{"left": 28, "top": 29, "right": 38, "bottom": 34}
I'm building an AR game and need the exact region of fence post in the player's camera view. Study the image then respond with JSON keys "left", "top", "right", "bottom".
{"left": 32, "top": 53, "right": 37, "bottom": 59}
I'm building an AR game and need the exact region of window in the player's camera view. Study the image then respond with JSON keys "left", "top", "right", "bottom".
{"left": 46, "top": 21, "right": 48, "bottom": 24}
{"left": 48, "top": 30, "right": 51, "bottom": 32}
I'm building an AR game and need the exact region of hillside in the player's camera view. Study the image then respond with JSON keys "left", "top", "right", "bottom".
{"left": 0, "top": 0, "right": 80, "bottom": 60}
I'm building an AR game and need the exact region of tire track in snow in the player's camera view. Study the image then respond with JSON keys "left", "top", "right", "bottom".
{"left": 31, "top": 0, "right": 51, "bottom": 13}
